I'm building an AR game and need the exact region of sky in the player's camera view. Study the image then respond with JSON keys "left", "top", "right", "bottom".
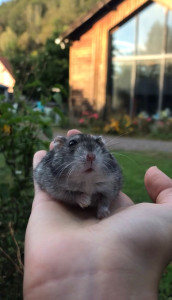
{"left": 0, "top": 0, "right": 11, "bottom": 5}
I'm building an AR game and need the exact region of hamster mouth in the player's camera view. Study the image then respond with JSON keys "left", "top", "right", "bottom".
{"left": 85, "top": 167, "right": 94, "bottom": 173}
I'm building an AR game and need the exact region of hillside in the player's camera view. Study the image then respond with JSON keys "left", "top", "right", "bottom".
{"left": 0, "top": 0, "right": 99, "bottom": 55}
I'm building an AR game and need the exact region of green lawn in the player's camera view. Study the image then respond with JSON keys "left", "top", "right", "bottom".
{"left": 113, "top": 150, "right": 172, "bottom": 204}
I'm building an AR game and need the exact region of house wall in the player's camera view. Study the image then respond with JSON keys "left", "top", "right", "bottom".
{"left": 0, "top": 61, "right": 15, "bottom": 93}
{"left": 69, "top": 0, "right": 172, "bottom": 116}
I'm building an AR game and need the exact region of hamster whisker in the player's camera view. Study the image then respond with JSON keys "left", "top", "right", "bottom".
{"left": 104, "top": 158, "right": 120, "bottom": 171}
{"left": 102, "top": 164, "right": 111, "bottom": 174}
{"left": 104, "top": 132, "right": 129, "bottom": 149}
{"left": 104, "top": 139, "right": 122, "bottom": 148}
{"left": 66, "top": 165, "right": 75, "bottom": 185}
{"left": 55, "top": 161, "right": 75, "bottom": 179}
{"left": 104, "top": 160, "right": 113, "bottom": 169}
{"left": 52, "top": 161, "right": 67, "bottom": 174}
{"left": 111, "top": 151, "right": 136, "bottom": 164}
{"left": 43, "top": 157, "right": 54, "bottom": 165}
{"left": 55, "top": 163, "right": 72, "bottom": 177}
{"left": 104, "top": 131, "right": 129, "bottom": 143}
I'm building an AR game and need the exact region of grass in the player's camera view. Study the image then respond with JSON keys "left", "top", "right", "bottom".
{"left": 113, "top": 150, "right": 172, "bottom": 203}
{"left": 113, "top": 150, "right": 172, "bottom": 299}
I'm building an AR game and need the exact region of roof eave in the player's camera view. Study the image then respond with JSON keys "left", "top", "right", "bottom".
{"left": 57, "top": 0, "right": 115, "bottom": 43}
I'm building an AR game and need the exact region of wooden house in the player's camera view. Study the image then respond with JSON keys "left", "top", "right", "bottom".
{"left": 57, "top": 0, "right": 172, "bottom": 118}
{"left": 0, "top": 57, "right": 15, "bottom": 94}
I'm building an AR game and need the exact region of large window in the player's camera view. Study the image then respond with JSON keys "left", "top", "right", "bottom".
{"left": 111, "top": 2, "right": 172, "bottom": 116}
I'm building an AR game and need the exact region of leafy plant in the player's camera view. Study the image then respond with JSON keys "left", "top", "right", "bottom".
{"left": 104, "top": 114, "right": 133, "bottom": 135}
{"left": 0, "top": 92, "right": 53, "bottom": 299}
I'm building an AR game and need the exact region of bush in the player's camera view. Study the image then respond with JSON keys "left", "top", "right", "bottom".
{"left": 103, "top": 114, "right": 133, "bottom": 135}
{"left": 0, "top": 94, "right": 53, "bottom": 299}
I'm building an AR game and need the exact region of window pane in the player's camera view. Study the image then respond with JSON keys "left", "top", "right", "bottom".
{"left": 112, "top": 18, "right": 136, "bottom": 57}
{"left": 163, "top": 60, "right": 172, "bottom": 110}
{"left": 137, "top": 3, "right": 165, "bottom": 55}
{"left": 112, "top": 62, "right": 132, "bottom": 114}
{"left": 134, "top": 61, "right": 160, "bottom": 115}
{"left": 167, "top": 11, "right": 172, "bottom": 53}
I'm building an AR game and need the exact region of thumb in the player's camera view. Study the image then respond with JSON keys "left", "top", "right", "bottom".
{"left": 145, "top": 166, "right": 172, "bottom": 204}
{"left": 33, "top": 150, "right": 47, "bottom": 195}
{"left": 32, "top": 150, "right": 55, "bottom": 209}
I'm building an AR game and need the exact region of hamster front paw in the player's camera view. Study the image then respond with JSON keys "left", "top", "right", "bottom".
{"left": 76, "top": 194, "right": 91, "bottom": 208}
{"left": 97, "top": 206, "right": 110, "bottom": 219}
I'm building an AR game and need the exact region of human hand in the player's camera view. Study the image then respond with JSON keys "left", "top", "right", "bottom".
{"left": 24, "top": 130, "right": 172, "bottom": 300}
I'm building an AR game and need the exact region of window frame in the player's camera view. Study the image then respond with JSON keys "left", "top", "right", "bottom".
{"left": 109, "top": 4, "right": 172, "bottom": 117}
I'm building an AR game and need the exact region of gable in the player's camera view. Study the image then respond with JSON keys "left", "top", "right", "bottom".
{"left": 0, "top": 57, "right": 14, "bottom": 78}
{"left": 60, "top": 0, "right": 172, "bottom": 43}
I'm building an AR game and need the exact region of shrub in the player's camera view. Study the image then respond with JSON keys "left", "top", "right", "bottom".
{"left": 103, "top": 114, "right": 133, "bottom": 135}
{"left": 0, "top": 94, "right": 53, "bottom": 299}
{"left": 103, "top": 110, "right": 172, "bottom": 139}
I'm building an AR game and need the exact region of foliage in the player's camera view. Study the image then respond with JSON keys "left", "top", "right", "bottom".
{"left": 133, "top": 110, "right": 172, "bottom": 139}
{"left": 103, "top": 110, "right": 172, "bottom": 140}
{"left": 9, "top": 32, "right": 69, "bottom": 104}
{"left": 0, "top": 0, "right": 99, "bottom": 106}
{"left": 0, "top": 93, "right": 53, "bottom": 299}
{"left": 104, "top": 114, "right": 133, "bottom": 135}
{"left": 159, "top": 264, "right": 172, "bottom": 300}
{"left": 78, "top": 111, "right": 99, "bottom": 126}
{"left": 0, "top": 26, "right": 17, "bottom": 55}
{"left": 0, "top": 0, "right": 99, "bottom": 55}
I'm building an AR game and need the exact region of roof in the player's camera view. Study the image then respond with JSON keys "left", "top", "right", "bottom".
{"left": 0, "top": 57, "right": 14, "bottom": 77}
{"left": 59, "top": 0, "right": 118, "bottom": 42}
{"left": 0, "top": 84, "right": 8, "bottom": 90}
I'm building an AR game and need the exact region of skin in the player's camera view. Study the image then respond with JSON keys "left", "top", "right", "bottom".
{"left": 24, "top": 129, "right": 172, "bottom": 300}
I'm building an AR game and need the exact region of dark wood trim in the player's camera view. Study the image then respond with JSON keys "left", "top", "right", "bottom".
{"left": 60, "top": 0, "right": 120, "bottom": 41}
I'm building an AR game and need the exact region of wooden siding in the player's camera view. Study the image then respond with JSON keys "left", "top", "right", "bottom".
{"left": 69, "top": 0, "right": 171, "bottom": 116}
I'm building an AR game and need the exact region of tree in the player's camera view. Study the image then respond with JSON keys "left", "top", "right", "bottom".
{"left": 0, "top": 27, "right": 17, "bottom": 55}
{"left": 145, "top": 22, "right": 163, "bottom": 54}
{"left": 10, "top": 32, "right": 69, "bottom": 102}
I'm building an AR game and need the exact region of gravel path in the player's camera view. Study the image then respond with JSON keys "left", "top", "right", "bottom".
{"left": 53, "top": 129, "right": 172, "bottom": 153}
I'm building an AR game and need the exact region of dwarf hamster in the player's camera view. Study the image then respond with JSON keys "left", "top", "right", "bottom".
{"left": 33, "top": 134, "right": 122, "bottom": 218}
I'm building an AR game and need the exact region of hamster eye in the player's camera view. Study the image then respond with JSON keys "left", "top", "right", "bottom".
{"left": 69, "top": 139, "right": 78, "bottom": 146}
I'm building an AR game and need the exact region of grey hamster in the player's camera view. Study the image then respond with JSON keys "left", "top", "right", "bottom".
{"left": 33, "top": 133, "right": 122, "bottom": 218}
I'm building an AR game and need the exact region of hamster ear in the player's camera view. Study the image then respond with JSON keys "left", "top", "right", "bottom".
{"left": 95, "top": 136, "right": 105, "bottom": 145}
{"left": 53, "top": 136, "right": 66, "bottom": 148}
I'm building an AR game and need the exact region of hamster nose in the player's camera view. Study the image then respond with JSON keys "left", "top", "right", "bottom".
{"left": 86, "top": 153, "right": 95, "bottom": 162}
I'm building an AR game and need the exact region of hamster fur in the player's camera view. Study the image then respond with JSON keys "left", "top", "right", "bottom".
{"left": 33, "top": 133, "right": 122, "bottom": 218}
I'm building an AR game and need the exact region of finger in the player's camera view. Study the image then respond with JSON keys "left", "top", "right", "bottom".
{"left": 49, "top": 141, "right": 54, "bottom": 150}
{"left": 33, "top": 150, "right": 47, "bottom": 169}
{"left": 67, "top": 129, "right": 81, "bottom": 136}
{"left": 33, "top": 150, "right": 52, "bottom": 203}
{"left": 145, "top": 166, "right": 172, "bottom": 204}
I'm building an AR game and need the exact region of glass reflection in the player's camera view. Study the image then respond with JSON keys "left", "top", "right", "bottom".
{"left": 163, "top": 60, "right": 172, "bottom": 110}
{"left": 137, "top": 3, "right": 165, "bottom": 55}
{"left": 167, "top": 11, "right": 172, "bottom": 53}
{"left": 112, "top": 62, "right": 132, "bottom": 113}
{"left": 112, "top": 18, "right": 136, "bottom": 57}
{"left": 134, "top": 61, "right": 160, "bottom": 115}
{"left": 110, "top": 1, "right": 172, "bottom": 116}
